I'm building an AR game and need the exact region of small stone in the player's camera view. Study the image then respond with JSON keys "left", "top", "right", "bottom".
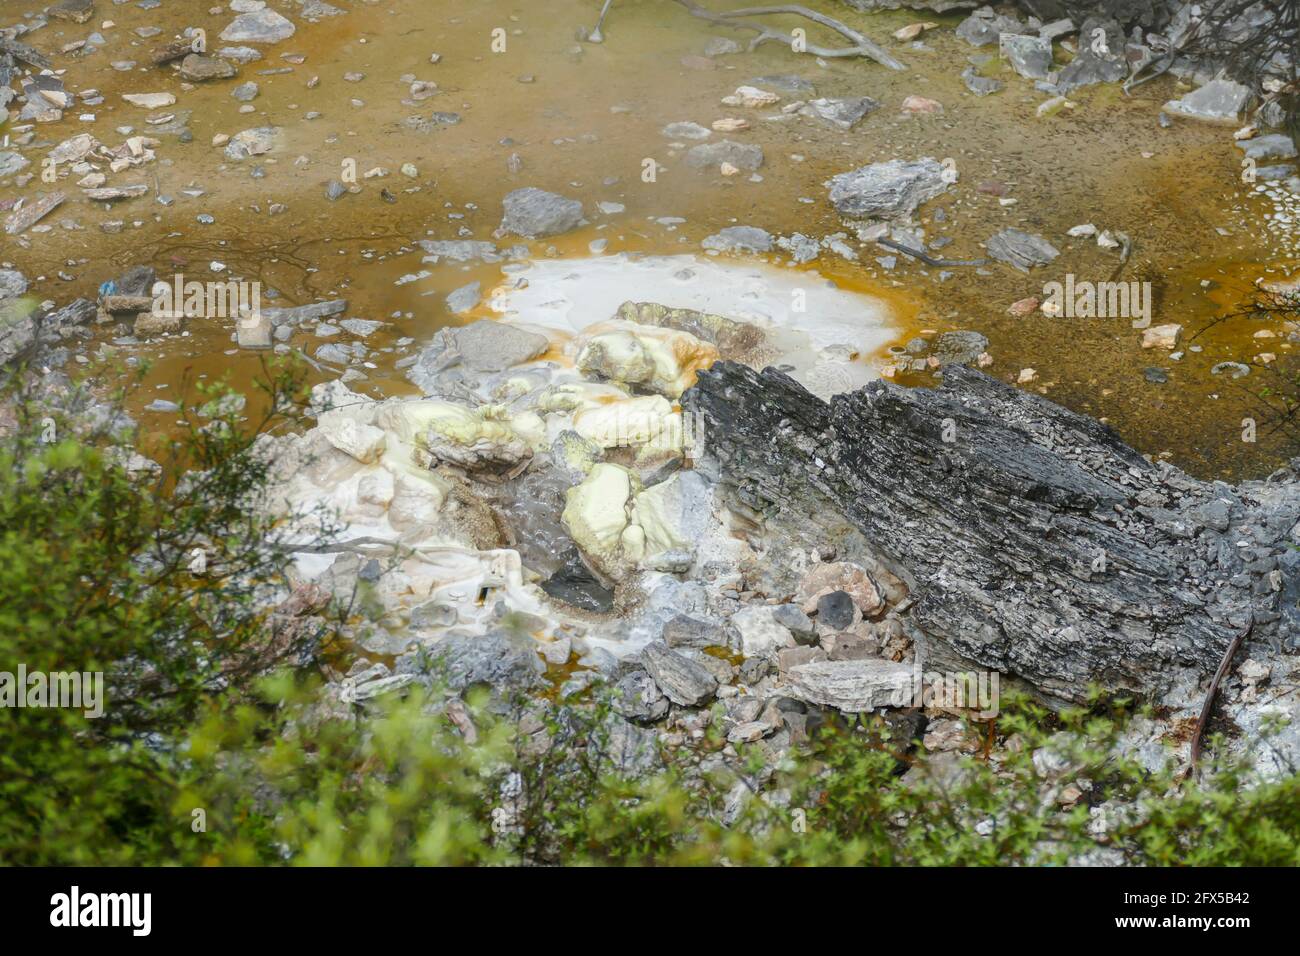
{"left": 815, "top": 591, "right": 856, "bottom": 631}
{"left": 1141, "top": 323, "right": 1181, "bottom": 349}
{"left": 721, "top": 85, "right": 779, "bottom": 108}
{"left": 641, "top": 644, "right": 718, "bottom": 706}
{"left": 772, "top": 604, "right": 816, "bottom": 645}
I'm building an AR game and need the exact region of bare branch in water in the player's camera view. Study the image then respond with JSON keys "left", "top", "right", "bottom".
{"left": 671, "top": 0, "right": 906, "bottom": 71}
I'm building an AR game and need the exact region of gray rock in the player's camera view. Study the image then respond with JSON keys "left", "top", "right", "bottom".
{"left": 219, "top": 9, "right": 297, "bottom": 44}
{"left": 776, "top": 233, "right": 821, "bottom": 263}
{"left": 749, "top": 74, "right": 816, "bottom": 96}
{"left": 1239, "top": 134, "right": 1297, "bottom": 163}
{"left": 1000, "top": 34, "right": 1053, "bottom": 80}
{"left": 429, "top": 629, "right": 545, "bottom": 692}
{"left": 611, "top": 671, "right": 670, "bottom": 722}
{"left": 1256, "top": 163, "right": 1297, "bottom": 181}
{"left": 956, "top": 11, "right": 1023, "bottom": 46}
{"left": 601, "top": 714, "right": 660, "bottom": 775}
{"left": 661, "top": 121, "right": 711, "bottom": 140}
{"left": 986, "top": 228, "right": 1060, "bottom": 271}
{"left": 1039, "top": 18, "right": 1075, "bottom": 41}
{"left": 417, "top": 239, "right": 501, "bottom": 263}
{"left": 315, "top": 343, "right": 352, "bottom": 364}
{"left": 931, "top": 330, "right": 989, "bottom": 366}
{"left": 218, "top": 46, "right": 263, "bottom": 64}
{"left": 49, "top": 0, "right": 95, "bottom": 23}
{"left": 662, "top": 613, "right": 725, "bottom": 649}
{"left": 454, "top": 319, "right": 549, "bottom": 371}
{"left": 224, "top": 126, "right": 279, "bottom": 160}
{"left": 231, "top": 81, "right": 259, "bottom": 102}
{"left": 405, "top": 318, "right": 549, "bottom": 388}
{"left": 3, "top": 192, "right": 66, "bottom": 236}
{"left": 179, "top": 53, "right": 237, "bottom": 81}
{"left": 786, "top": 658, "right": 915, "bottom": 713}
{"left": 798, "top": 96, "right": 880, "bottom": 130}
{"left": 1163, "top": 78, "right": 1251, "bottom": 125}
{"left": 298, "top": 0, "right": 344, "bottom": 16}
{"left": 826, "top": 158, "right": 951, "bottom": 220}
{"left": 688, "top": 359, "right": 1300, "bottom": 705}
{"left": 340, "top": 318, "right": 383, "bottom": 337}
{"left": 263, "top": 298, "right": 347, "bottom": 327}
{"left": 816, "top": 591, "right": 856, "bottom": 630}
{"left": 445, "top": 281, "right": 481, "bottom": 314}
{"left": 961, "top": 66, "right": 1004, "bottom": 96}
{"left": 325, "top": 180, "right": 347, "bottom": 201}
{"left": 499, "top": 186, "right": 584, "bottom": 238}
{"left": 1211, "top": 361, "right": 1250, "bottom": 379}
{"left": 641, "top": 643, "right": 718, "bottom": 706}
{"left": 701, "top": 225, "right": 773, "bottom": 254}
{"left": 0, "top": 152, "right": 31, "bottom": 178}
{"left": 772, "top": 604, "right": 816, "bottom": 644}
{"left": 684, "top": 140, "right": 764, "bottom": 172}
{"left": 0, "top": 269, "right": 28, "bottom": 301}
{"left": 1054, "top": 18, "right": 1127, "bottom": 93}
{"left": 704, "top": 36, "right": 742, "bottom": 56}
{"left": 410, "top": 600, "right": 458, "bottom": 629}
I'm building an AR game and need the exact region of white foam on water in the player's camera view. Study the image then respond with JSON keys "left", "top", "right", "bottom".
{"left": 484, "top": 253, "right": 899, "bottom": 398}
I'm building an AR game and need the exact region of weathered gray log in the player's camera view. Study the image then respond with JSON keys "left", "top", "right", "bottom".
{"left": 685, "top": 362, "right": 1300, "bottom": 704}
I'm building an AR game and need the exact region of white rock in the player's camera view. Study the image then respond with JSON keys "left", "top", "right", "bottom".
{"left": 722, "top": 85, "right": 780, "bottom": 108}
{"left": 573, "top": 320, "right": 718, "bottom": 399}
{"left": 122, "top": 93, "right": 175, "bottom": 109}
{"left": 786, "top": 658, "right": 915, "bottom": 712}
{"left": 562, "top": 462, "right": 640, "bottom": 583}
{"left": 1142, "top": 323, "right": 1181, "bottom": 349}
{"left": 319, "top": 415, "right": 387, "bottom": 463}
{"left": 731, "top": 606, "right": 796, "bottom": 658}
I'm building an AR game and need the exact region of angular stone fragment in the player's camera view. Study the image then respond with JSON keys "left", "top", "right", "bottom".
{"left": 1163, "top": 79, "right": 1251, "bottom": 125}
{"left": 701, "top": 226, "right": 773, "bottom": 254}
{"left": 798, "top": 96, "right": 880, "bottom": 130}
{"left": 262, "top": 298, "right": 347, "bottom": 327}
{"left": 999, "top": 33, "right": 1053, "bottom": 80}
{"left": 4, "top": 192, "right": 65, "bottom": 235}
{"left": 612, "top": 671, "right": 670, "bottom": 722}
{"left": 219, "top": 10, "right": 297, "bottom": 44}
{"left": 49, "top": 0, "right": 95, "bottom": 24}
{"left": 179, "top": 53, "right": 238, "bottom": 81}
{"left": 662, "top": 614, "right": 725, "bottom": 649}
{"left": 684, "top": 140, "right": 764, "bottom": 172}
{"left": 641, "top": 643, "right": 718, "bottom": 706}
{"left": 826, "top": 158, "right": 950, "bottom": 220}
{"left": 122, "top": 92, "right": 176, "bottom": 108}
{"left": 986, "top": 228, "right": 1060, "bottom": 271}
{"left": 786, "top": 658, "right": 914, "bottom": 712}
{"left": 236, "top": 311, "right": 273, "bottom": 349}
{"left": 499, "top": 186, "right": 584, "bottom": 238}
{"left": 152, "top": 37, "right": 196, "bottom": 65}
